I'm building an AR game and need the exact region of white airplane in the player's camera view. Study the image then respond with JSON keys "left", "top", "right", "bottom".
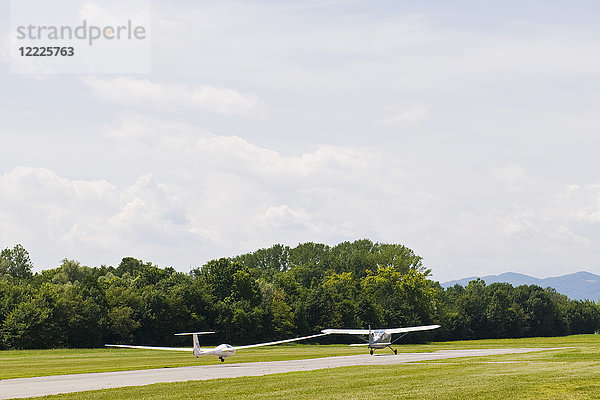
{"left": 322, "top": 324, "right": 440, "bottom": 355}
{"left": 106, "top": 331, "right": 326, "bottom": 362}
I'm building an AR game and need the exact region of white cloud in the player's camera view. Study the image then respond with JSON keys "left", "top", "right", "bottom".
{"left": 19, "top": 105, "right": 431, "bottom": 261}
{"left": 103, "top": 114, "right": 411, "bottom": 186}
{"left": 551, "top": 184, "right": 600, "bottom": 224}
{"left": 0, "top": 167, "right": 205, "bottom": 268}
{"left": 86, "top": 114, "right": 600, "bottom": 279}
{"left": 493, "top": 163, "right": 533, "bottom": 191}
{"left": 3, "top": 118, "right": 600, "bottom": 279}
{"left": 82, "top": 76, "right": 266, "bottom": 117}
{"left": 575, "top": 191, "right": 600, "bottom": 223}
{"left": 0, "top": 122, "right": 416, "bottom": 268}
{"left": 107, "top": 174, "right": 195, "bottom": 245}
{"left": 0, "top": 166, "right": 117, "bottom": 211}
{"left": 377, "top": 104, "right": 431, "bottom": 125}
{"left": 258, "top": 205, "right": 313, "bottom": 231}
{"left": 0, "top": 167, "right": 119, "bottom": 260}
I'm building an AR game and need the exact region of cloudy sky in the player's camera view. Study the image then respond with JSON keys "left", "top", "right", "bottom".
{"left": 1, "top": 0, "right": 600, "bottom": 282}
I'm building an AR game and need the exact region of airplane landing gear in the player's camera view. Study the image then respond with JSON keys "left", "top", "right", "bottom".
{"left": 219, "top": 357, "right": 225, "bottom": 362}
{"left": 370, "top": 349, "right": 374, "bottom": 355}
{"left": 388, "top": 346, "right": 397, "bottom": 355}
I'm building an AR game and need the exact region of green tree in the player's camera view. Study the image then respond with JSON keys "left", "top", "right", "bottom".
{"left": 196, "top": 258, "right": 243, "bottom": 302}
{"left": 107, "top": 306, "right": 140, "bottom": 343}
{"left": 2, "top": 284, "right": 63, "bottom": 348}
{"left": 485, "top": 284, "right": 525, "bottom": 338}
{"left": 51, "top": 259, "right": 93, "bottom": 284}
{"left": 54, "top": 282, "right": 105, "bottom": 347}
{"left": 0, "top": 244, "right": 33, "bottom": 280}
{"left": 229, "top": 268, "right": 261, "bottom": 306}
{"left": 270, "top": 288, "right": 295, "bottom": 338}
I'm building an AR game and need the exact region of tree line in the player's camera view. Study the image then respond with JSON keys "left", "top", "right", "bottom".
{"left": 1, "top": 240, "right": 599, "bottom": 349}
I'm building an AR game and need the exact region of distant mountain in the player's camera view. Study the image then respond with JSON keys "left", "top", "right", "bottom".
{"left": 441, "top": 271, "right": 600, "bottom": 301}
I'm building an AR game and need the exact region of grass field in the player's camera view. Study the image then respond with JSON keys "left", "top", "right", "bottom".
{"left": 2, "top": 335, "right": 600, "bottom": 399}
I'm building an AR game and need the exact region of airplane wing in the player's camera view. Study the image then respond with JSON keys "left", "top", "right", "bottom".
{"left": 174, "top": 331, "right": 215, "bottom": 336}
{"left": 233, "top": 332, "right": 328, "bottom": 350}
{"left": 382, "top": 324, "right": 441, "bottom": 334}
{"left": 322, "top": 324, "right": 441, "bottom": 335}
{"left": 105, "top": 331, "right": 215, "bottom": 352}
{"left": 105, "top": 344, "right": 192, "bottom": 352}
{"left": 321, "top": 328, "right": 371, "bottom": 335}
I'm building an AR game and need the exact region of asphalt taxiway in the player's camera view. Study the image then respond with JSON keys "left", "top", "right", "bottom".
{"left": 0, "top": 348, "right": 562, "bottom": 399}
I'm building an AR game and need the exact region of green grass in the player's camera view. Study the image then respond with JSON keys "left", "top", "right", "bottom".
{"left": 3, "top": 335, "right": 600, "bottom": 399}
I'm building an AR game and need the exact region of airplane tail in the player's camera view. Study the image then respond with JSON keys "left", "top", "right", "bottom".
{"left": 174, "top": 331, "right": 215, "bottom": 357}
{"left": 192, "top": 334, "right": 201, "bottom": 356}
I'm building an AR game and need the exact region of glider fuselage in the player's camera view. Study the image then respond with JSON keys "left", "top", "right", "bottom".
{"left": 197, "top": 343, "right": 236, "bottom": 359}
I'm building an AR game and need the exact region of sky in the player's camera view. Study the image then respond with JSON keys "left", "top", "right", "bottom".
{"left": 1, "top": 0, "right": 600, "bottom": 282}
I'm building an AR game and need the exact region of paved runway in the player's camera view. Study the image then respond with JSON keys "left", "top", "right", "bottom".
{"left": 0, "top": 348, "right": 561, "bottom": 399}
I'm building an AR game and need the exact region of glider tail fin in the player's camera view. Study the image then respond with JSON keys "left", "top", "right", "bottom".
{"left": 192, "top": 333, "right": 201, "bottom": 357}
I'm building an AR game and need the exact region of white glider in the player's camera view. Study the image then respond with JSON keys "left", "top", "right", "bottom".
{"left": 322, "top": 324, "right": 440, "bottom": 355}
{"left": 106, "top": 331, "right": 326, "bottom": 362}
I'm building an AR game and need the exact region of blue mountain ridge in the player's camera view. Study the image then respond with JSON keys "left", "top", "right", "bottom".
{"left": 441, "top": 271, "right": 600, "bottom": 301}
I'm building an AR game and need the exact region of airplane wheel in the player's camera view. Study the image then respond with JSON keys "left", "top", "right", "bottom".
{"left": 370, "top": 349, "right": 374, "bottom": 355}
{"left": 394, "top": 349, "right": 397, "bottom": 355}
{"left": 220, "top": 357, "right": 225, "bottom": 362}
